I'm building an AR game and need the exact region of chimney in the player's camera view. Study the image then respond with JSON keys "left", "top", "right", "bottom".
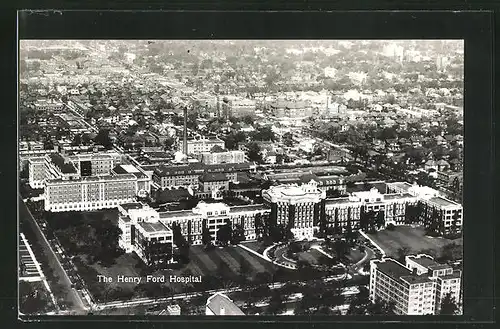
{"left": 183, "top": 107, "right": 188, "bottom": 156}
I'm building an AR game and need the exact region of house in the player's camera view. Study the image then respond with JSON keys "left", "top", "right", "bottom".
{"left": 385, "top": 139, "right": 400, "bottom": 152}
{"left": 424, "top": 160, "right": 438, "bottom": 172}
{"left": 410, "top": 136, "right": 423, "bottom": 147}
{"left": 449, "top": 158, "right": 462, "bottom": 171}
{"left": 436, "top": 159, "right": 450, "bottom": 172}
{"left": 435, "top": 135, "right": 446, "bottom": 146}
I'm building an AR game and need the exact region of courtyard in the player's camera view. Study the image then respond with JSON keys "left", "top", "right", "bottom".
{"left": 367, "top": 225, "right": 463, "bottom": 259}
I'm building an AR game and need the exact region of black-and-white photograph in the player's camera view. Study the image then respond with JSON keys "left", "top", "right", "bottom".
{"left": 18, "top": 39, "right": 464, "bottom": 317}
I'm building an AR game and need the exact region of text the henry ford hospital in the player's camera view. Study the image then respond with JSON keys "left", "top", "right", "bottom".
{"left": 97, "top": 274, "right": 202, "bottom": 285}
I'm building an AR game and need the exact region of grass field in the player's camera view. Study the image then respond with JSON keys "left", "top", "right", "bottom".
{"left": 185, "top": 245, "right": 276, "bottom": 277}
{"left": 346, "top": 247, "right": 365, "bottom": 264}
{"left": 297, "top": 248, "right": 324, "bottom": 265}
{"left": 367, "top": 225, "right": 463, "bottom": 258}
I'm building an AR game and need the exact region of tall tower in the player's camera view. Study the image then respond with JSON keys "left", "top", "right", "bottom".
{"left": 183, "top": 106, "right": 188, "bottom": 155}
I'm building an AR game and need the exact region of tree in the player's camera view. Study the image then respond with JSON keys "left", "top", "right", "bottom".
{"left": 201, "top": 219, "right": 213, "bottom": 249}
{"left": 368, "top": 299, "right": 396, "bottom": 315}
{"left": 94, "top": 129, "right": 113, "bottom": 150}
{"left": 439, "top": 292, "right": 460, "bottom": 315}
{"left": 231, "top": 223, "right": 246, "bottom": 244}
{"left": 71, "top": 134, "right": 82, "bottom": 146}
{"left": 163, "top": 137, "right": 175, "bottom": 151}
{"left": 211, "top": 145, "right": 225, "bottom": 153}
{"left": 266, "top": 290, "right": 285, "bottom": 315}
{"left": 347, "top": 286, "right": 371, "bottom": 315}
{"left": 216, "top": 220, "right": 232, "bottom": 246}
{"left": 246, "top": 142, "right": 263, "bottom": 164}
{"left": 396, "top": 246, "right": 411, "bottom": 264}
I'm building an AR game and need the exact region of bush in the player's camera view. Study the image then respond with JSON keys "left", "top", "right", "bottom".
{"left": 386, "top": 224, "right": 396, "bottom": 231}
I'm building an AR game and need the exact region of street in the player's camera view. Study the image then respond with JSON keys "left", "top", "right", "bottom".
{"left": 19, "top": 198, "right": 88, "bottom": 314}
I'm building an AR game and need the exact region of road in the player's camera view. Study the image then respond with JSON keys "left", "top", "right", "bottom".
{"left": 19, "top": 199, "right": 88, "bottom": 314}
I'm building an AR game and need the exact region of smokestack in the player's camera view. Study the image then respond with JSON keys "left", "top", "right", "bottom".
{"left": 183, "top": 107, "right": 188, "bottom": 155}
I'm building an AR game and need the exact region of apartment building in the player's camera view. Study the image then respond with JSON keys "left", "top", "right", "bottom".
{"left": 370, "top": 255, "right": 461, "bottom": 315}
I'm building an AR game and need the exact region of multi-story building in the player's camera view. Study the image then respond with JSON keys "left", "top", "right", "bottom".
{"left": 262, "top": 182, "right": 326, "bottom": 239}
{"left": 153, "top": 163, "right": 205, "bottom": 188}
{"left": 112, "top": 164, "right": 152, "bottom": 196}
{"left": 28, "top": 157, "right": 48, "bottom": 189}
{"left": 197, "top": 173, "right": 230, "bottom": 200}
{"left": 369, "top": 255, "right": 461, "bottom": 315}
{"left": 67, "top": 152, "right": 121, "bottom": 176}
{"left": 153, "top": 162, "right": 253, "bottom": 189}
{"left": 200, "top": 150, "right": 246, "bottom": 165}
{"left": 44, "top": 174, "right": 138, "bottom": 212}
{"left": 323, "top": 188, "right": 416, "bottom": 233}
{"left": 28, "top": 153, "right": 80, "bottom": 188}
{"left": 406, "top": 255, "right": 462, "bottom": 314}
{"left": 386, "top": 182, "right": 463, "bottom": 234}
{"left": 118, "top": 201, "right": 269, "bottom": 253}
{"left": 178, "top": 137, "right": 225, "bottom": 155}
{"left": 117, "top": 203, "right": 174, "bottom": 266}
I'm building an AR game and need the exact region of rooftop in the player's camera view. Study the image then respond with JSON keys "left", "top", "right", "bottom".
{"left": 120, "top": 202, "right": 144, "bottom": 211}
{"left": 375, "top": 259, "right": 432, "bottom": 285}
{"left": 200, "top": 173, "right": 229, "bottom": 182}
{"left": 48, "top": 153, "right": 77, "bottom": 174}
{"left": 206, "top": 293, "right": 244, "bottom": 316}
{"left": 407, "top": 255, "right": 439, "bottom": 268}
{"left": 112, "top": 164, "right": 148, "bottom": 179}
{"left": 325, "top": 197, "right": 354, "bottom": 205}
{"left": 428, "top": 196, "right": 460, "bottom": 207}
{"left": 159, "top": 210, "right": 199, "bottom": 220}
{"left": 230, "top": 204, "right": 269, "bottom": 214}
{"left": 46, "top": 173, "right": 137, "bottom": 184}
{"left": 138, "top": 221, "right": 171, "bottom": 234}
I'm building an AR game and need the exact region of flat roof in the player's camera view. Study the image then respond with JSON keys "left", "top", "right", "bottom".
{"left": 387, "top": 182, "right": 413, "bottom": 191}
{"left": 428, "top": 196, "right": 459, "bottom": 207}
{"left": 230, "top": 204, "right": 269, "bottom": 213}
{"left": 46, "top": 173, "right": 137, "bottom": 184}
{"left": 384, "top": 193, "right": 415, "bottom": 200}
{"left": 138, "top": 221, "right": 171, "bottom": 233}
{"left": 120, "top": 202, "right": 144, "bottom": 211}
{"left": 159, "top": 210, "right": 198, "bottom": 220}
{"left": 408, "top": 255, "right": 439, "bottom": 268}
{"left": 325, "top": 197, "right": 353, "bottom": 205}
{"left": 376, "top": 259, "right": 432, "bottom": 285}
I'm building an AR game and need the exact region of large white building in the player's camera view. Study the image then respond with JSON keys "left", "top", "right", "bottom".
{"left": 370, "top": 254, "right": 461, "bottom": 315}
{"left": 117, "top": 201, "right": 270, "bottom": 266}
{"left": 200, "top": 150, "right": 246, "bottom": 165}
{"left": 44, "top": 174, "right": 138, "bottom": 212}
{"left": 262, "top": 183, "right": 326, "bottom": 239}
{"left": 387, "top": 182, "right": 463, "bottom": 235}
{"left": 179, "top": 137, "right": 225, "bottom": 155}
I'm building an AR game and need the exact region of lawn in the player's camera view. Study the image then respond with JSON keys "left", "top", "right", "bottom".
{"left": 297, "top": 248, "right": 324, "bottom": 265}
{"left": 367, "top": 225, "right": 463, "bottom": 259}
{"left": 240, "top": 240, "right": 268, "bottom": 254}
{"left": 345, "top": 247, "right": 365, "bottom": 264}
